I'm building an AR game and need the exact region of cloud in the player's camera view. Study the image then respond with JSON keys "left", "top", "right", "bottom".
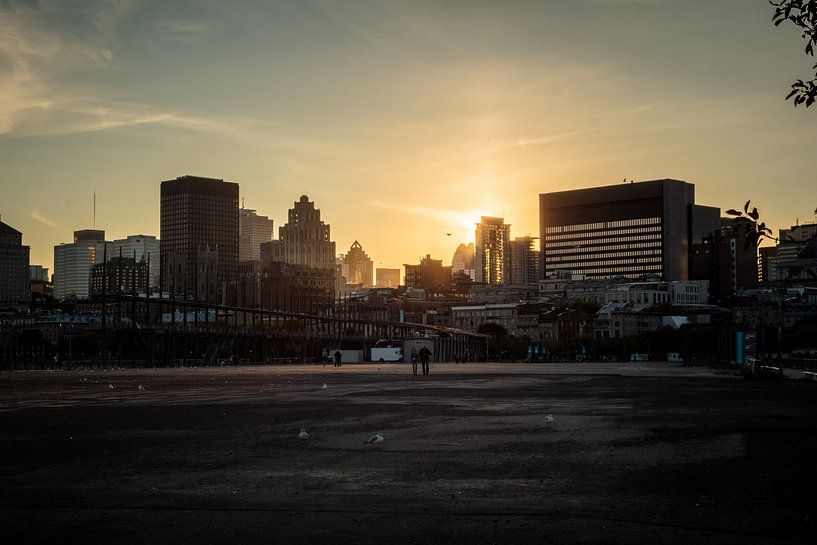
{"left": 0, "top": 3, "right": 335, "bottom": 154}
{"left": 30, "top": 209, "right": 58, "bottom": 228}
{"left": 0, "top": 0, "right": 129, "bottom": 133}
{"left": 153, "top": 19, "right": 216, "bottom": 42}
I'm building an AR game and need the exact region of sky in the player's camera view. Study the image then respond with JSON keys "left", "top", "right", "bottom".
{"left": 1, "top": 0, "right": 815, "bottom": 274}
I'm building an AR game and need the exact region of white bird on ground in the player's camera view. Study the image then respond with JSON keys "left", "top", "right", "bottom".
{"left": 137, "top": 384, "right": 145, "bottom": 391}
{"left": 364, "top": 432, "right": 384, "bottom": 444}
{"left": 321, "top": 383, "right": 327, "bottom": 390}
{"left": 107, "top": 382, "right": 114, "bottom": 390}
{"left": 298, "top": 429, "right": 309, "bottom": 440}
{"left": 544, "top": 414, "right": 554, "bottom": 423}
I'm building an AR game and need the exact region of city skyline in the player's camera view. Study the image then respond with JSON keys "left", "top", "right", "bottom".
{"left": 1, "top": 1, "right": 815, "bottom": 273}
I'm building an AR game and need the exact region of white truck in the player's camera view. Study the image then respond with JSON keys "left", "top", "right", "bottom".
{"left": 370, "top": 340, "right": 404, "bottom": 362}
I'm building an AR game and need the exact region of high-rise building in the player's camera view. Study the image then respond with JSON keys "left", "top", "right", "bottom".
{"left": 690, "top": 218, "right": 758, "bottom": 303}
{"left": 776, "top": 223, "right": 817, "bottom": 263}
{"left": 109, "top": 235, "right": 160, "bottom": 289}
{"left": 475, "top": 217, "right": 510, "bottom": 284}
{"left": 376, "top": 268, "right": 401, "bottom": 288}
{"left": 30, "top": 265, "right": 49, "bottom": 282}
{"left": 262, "top": 196, "right": 335, "bottom": 269}
{"left": 774, "top": 223, "right": 817, "bottom": 282}
{"left": 239, "top": 208, "right": 273, "bottom": 262}
{"left": 451, "top": 243, "right": 475, "bottom": 280}
{"left": 507, "top": 236, "right": 540, "bottom": 286}
{"left": 160, "top": 175, "right": 239, "bottom": 303}
{"left": 0, "top": 220, "right": 30, "bottom": 305}
{"left": 540, "top": 179, "right": 720, "bottom": 281}
{"left": 758, "top": 246, "right": 778, "bottom": 283}
{"left": 54, "top": 229, "right": 109, "bottom": 301}
{"left": 340, "top": 241, "right": 374, "bottom": 287}
{"left": 404, "top": 255, "right": 451, "bottom": 292}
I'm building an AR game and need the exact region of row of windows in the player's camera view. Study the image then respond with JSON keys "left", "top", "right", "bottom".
{"left": 549, "top": 258, "right": 662, "bottom": 269}
{"left": 546, "top": 234, "right": 662, "bottom": 249}
{"left": 546, "top": 249, "right": 661, "bottom": 262}
{"left": 547, "top": 243, "right": 662, "bottom": 257}
{"left": 549, "top": 264, "right": 662, "bottom": 274}
{"left": 545, "top": 225, "right": 661, "bottom": 242}
{"left": 545, "top": 217, "right": 662, "bottom": 235}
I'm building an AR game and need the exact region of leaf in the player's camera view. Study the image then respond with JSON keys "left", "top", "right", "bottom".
{"left": 744, "top": 231, "right": 760, "bottom": 250}
{"left": 744, "top": 200, "right": 751, "bottom": 213}
{"left": 748, "top": 207, "right": 760, "bottom": 220}
{"left": 725, "top": 209, "right": 742, "bottom": 216}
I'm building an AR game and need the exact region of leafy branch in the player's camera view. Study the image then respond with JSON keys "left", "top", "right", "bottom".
{"left": 725, "top": 200, "right": 777, "bottom": 249}
{"left": 771, "top": 0, "right": 817, "bottom": 107}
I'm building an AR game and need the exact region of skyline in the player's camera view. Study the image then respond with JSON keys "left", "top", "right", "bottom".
{"left": 2, "top": 0, "right": 816, "bottom": 272}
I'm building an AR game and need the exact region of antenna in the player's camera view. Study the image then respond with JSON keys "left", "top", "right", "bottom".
{"left": 93, "top": 192, "right": 96, "bottom": 229}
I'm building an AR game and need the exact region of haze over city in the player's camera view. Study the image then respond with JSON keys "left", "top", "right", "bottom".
{"left": 1, "top": 0, "right": 816, "bottom": 273}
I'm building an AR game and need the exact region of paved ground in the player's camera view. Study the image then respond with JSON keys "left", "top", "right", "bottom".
{"left": 1, "top": 362, "right": 815, "bottom": 544}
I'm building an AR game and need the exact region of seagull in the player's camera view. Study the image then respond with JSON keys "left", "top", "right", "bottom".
{"left": 363, "top": 432, "right": 384, "bottom": 444}
{"left": 444, "top": 233, "right": 452, "bottom": 236}
{"left": 107, "top": 382, "right": 114, "bottom": 390}
{"left": 321, "top": 383, "right": 327, "bottom": 390}
{"left": 544, "top": 414, "right": 554, "bottom": 423}
{"left": 137, "top": 384, "right": 145, "bottom": 391}
{"left": 298, "top": 429, "right": 309, "bottom": 441}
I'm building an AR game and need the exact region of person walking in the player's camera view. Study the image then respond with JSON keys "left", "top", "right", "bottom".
{"left": 334, "top": 349, "right": 342, "bottom": 367}
{"left": 410, "top": 347, "right": 418, "bottom": 376}
{"left": 418, "top": 346, "right": 431, "bottom": 376}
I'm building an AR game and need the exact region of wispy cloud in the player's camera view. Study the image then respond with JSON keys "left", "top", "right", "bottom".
{"left": 30, "top": 210, "right": 58, "bottom": 228}
{"left": 0, "top": 2, "right": 332, "bottom": 153}
{"left": 153, "top": 19, "right": 216, "bottom": 42}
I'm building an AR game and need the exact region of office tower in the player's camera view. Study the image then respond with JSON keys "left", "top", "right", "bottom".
{"left": 109, "top": 235, "right": 160, "bottom": 288}
{"left": 341, "top": 241, "right": 374, "bottom": 287}
{"left": 0, "top": 220, "right": 30, "bottom": 305}
{"left": 160, "top": 175, "right": 239, "bottom": 303}
{"left": 404, "top": 255, "right": 451, "bottom": 292}
{"left": 758, "top": 246, "right": 778, "bottom": 283}
{"left": 507, "top": 236, "right": 540, "bottom": 286}
{"left": 690, "top": 218, "right": 758, "bottom": 302}
{"left": 53, "top": 229, "right": 109, "bottom": 301}
{"left": 777, "top": 223, "right": 817, "bottom": 262}
{"left": 30, "top": 265, "right": 49, "bottom": 282}
{"left": 451, "top": 242, "right": 475, "bottom": 280}
{"left": 475, "top": 217, "right": 510, "bottom": 284}
{"left": 239, "top": 208, "right": 273, "bottom": 262}
{"left": 376, "top": 268, "right": 401, "bottom": 288}
{"left": 540, "top": 179, "right": 720, "bottom": 281}
{"left": 262, "top": 195, "right": 335, "bottom": 269}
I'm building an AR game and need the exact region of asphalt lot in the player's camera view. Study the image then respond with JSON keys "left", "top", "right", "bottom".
{"left": 1, "top": 361, "right": 815, "bottom": 544}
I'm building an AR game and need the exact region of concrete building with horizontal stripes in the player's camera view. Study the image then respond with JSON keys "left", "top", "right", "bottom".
{"left": 539, "top": 179, "right": 719, "bottom": 282}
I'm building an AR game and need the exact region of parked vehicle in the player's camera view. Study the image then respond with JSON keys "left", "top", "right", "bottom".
{"left": 370, "top": 339, "right": 403, "bottom": 362}
{"left": 630, "top": 353, "right": 649, "bottom": 362}
{"left": 667, "top": 352, "right": 684, "bottom": 363}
